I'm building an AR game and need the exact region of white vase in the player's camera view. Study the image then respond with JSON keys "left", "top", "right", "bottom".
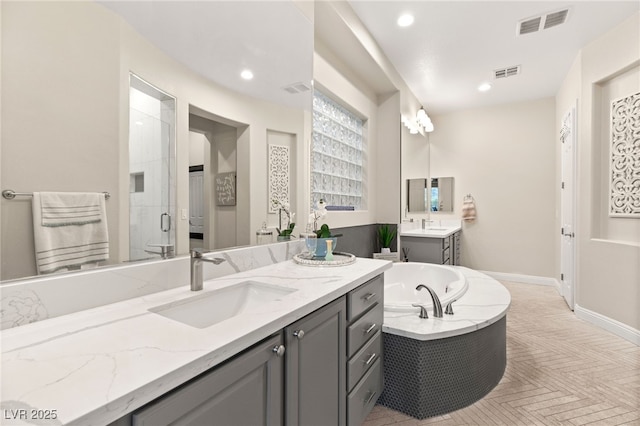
{"left": 381, "top": 247, "right": 391, "bottom": 254}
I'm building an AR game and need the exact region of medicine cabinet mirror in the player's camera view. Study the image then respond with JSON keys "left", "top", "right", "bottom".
{"left": 430, "top": 177, "right": 454, "bottom": 212}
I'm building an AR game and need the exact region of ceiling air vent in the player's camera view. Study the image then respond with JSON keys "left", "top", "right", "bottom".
{"left": 517, "top": 8, "right": 569, "bottom": 35}
{"left": 544, "top": 9, "right": 569, "bottom": 29}
{"left": 519, "top": 17, "right": 542, "bottom": 35}
{"left": 283, "top": 82, "right": 311, "bottom": 94}
{"left": 494, "top": 65, "right": 521, "bottom": 80}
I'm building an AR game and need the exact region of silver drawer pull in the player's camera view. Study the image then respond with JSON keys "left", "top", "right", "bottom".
{"left": 362, "top": 292, "right": 376, "bottom": 301}
{"left": 293, "top": 330, "right": 305, "bottom": 340}
{"left": 364, "top": 353, "right": 376, "bottom": 365}
{"left": 365, "top": 390, "right": 377, "bottom": 405}
{"left": 272, "top": 345, "right": 286, "bottom": 357}
{"left": 364, "top": 323, "right": 377, "bottom": 334}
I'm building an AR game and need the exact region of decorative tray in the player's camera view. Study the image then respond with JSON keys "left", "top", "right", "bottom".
{"left": 293, "top": 251, "right": 356, "bottom": 267}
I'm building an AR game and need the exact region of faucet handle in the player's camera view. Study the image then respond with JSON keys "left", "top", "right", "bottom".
{"left": 412, "top": 303, "right": 429, "bottom": 319}
{"left": 445, "top": 300, "right": 455, "bottom": 315}
{"left": 191, "top": 248, "right": 206, "bottom": 258}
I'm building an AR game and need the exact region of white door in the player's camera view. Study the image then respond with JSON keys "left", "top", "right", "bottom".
{"left": 560, "top": 102, "right": 577, "bottom": 310}
{"left": 189, "top": 170, "right": 204, "bottom": 236}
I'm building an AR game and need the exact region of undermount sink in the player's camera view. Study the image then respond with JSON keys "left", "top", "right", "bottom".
{"left": 425, "top": 227, "right": 448, "bottom": 231}
{"left": 149, "top": 281, "right": 298, "bottom": 328}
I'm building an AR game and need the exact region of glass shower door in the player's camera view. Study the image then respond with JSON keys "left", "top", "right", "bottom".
{"left": 129, "top": 75, "right": 176, "bottom": 261}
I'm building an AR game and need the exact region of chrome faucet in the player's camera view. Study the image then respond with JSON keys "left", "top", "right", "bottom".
{"left": 416, "top": 284, "right": 443, "bottom": 318}
{"left": 190, "top": 249, "right": 225, "bottom": 291}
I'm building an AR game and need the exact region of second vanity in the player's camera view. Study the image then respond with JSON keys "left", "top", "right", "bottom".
{"left": 399, "top": 221, "right": 462, "bottom": 265}
{"left": 1, "top": 257, "right": 390, "bottom": 425}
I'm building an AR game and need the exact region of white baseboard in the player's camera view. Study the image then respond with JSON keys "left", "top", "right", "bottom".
{"left": 477, "top": 270, "right": 639, "bottom": 346}
{"left": 575, "top": 304, "right": 640, "bottom": 346}
{"left": 479, "top": 270, "right": 561, "bottom": 292}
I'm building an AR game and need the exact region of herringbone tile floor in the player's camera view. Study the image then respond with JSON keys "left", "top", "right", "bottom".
{"left": 364, "top": 281, "right": 640, "bottom": 426}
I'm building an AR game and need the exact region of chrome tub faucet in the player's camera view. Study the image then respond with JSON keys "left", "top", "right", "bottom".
{"left": 415, "top": 284, "right": 443, "bottom": 318}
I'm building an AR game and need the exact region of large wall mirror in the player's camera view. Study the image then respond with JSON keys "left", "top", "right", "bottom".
{"left": 0, "top": 1, "right": 313, "bottom": 281}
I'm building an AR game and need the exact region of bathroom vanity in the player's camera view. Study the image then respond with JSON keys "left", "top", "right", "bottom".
{"left": 1, "top": 257, "right": 389, "bottom": 426}
{"left": 127, "top": 275, "right": 383, "bottom": 426}
{"left": 399, "top": 223, "right": 461, "bottom": 265}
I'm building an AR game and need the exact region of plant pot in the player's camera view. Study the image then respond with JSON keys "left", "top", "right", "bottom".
{"left": 315, "top": 237, "right": 337, "bottom": 257}
{"left": 277, "top": 235, "right": 291, "bottom": 242}
{"left": 381, "top": 247, "right": 391, "bottom": 254}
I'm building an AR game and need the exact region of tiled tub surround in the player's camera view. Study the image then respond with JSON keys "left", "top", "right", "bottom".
{"left": 1, "top": 256, "right": 391, "bottom": 425}
{"left": 380, "top": 268, "right": 510, "bottom": 419}
{"left": 0, "top": 240, "right": 305, "bottom": 330}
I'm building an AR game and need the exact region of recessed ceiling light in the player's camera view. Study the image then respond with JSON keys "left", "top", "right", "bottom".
{"left": 478, "top": 83, "right": 492, "bottom": 92}
{"left": 397, "top": 14, "right": 414, "bottom": 27}
{"left": 240, "top": 69, "right": 254, "bottom": 80}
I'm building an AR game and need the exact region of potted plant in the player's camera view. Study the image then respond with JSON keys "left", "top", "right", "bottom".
{"left": 378, "top": 224, "right": 396, "bottom": 254}
{"left": 313, "top": 224, "right": 342, "bottom": 257}
{"left": 308, "top": 200, "right": 343, "bottom": 257}
{"left": 276, "top": 222, "right": 295, "bottom": 241}
{"left": 273, "top": 198, "right": 295, "bottom": 241}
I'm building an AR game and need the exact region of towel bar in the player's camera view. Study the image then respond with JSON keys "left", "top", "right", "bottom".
{"left": 2, "top": 189, "right": 111, "bottom": 200}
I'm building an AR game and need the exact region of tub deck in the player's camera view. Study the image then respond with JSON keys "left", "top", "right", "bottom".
{"left": 383, "top": 267, "right": 510, "bottom": 340}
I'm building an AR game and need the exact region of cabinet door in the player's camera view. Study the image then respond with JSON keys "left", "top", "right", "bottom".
{"left": 285, "top": 296, "right": 347, "bottom": 426}
{"left": 132, "top": 333, "right": 284, "bottom": 426}
{"left": 401, "top": 236, "right": 445, "bottom": 264}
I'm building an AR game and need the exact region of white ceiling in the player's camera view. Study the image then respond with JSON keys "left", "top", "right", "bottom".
{"left": 348, "top": 1, "right": 639, "bottom": 115}
{"left": 99, "top": 1, "right": 637, "bottom": 115}
{"left": 99, "top": 1, "right": 313, "bottom": 109}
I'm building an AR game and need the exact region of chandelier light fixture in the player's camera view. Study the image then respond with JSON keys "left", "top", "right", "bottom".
{"left": 402, "top": 106, "right": 434, "bottom": 134}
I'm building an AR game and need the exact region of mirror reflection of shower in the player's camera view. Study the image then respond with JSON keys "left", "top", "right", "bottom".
{"left": 129, "top": 74, "right": 176, "bottom": 261}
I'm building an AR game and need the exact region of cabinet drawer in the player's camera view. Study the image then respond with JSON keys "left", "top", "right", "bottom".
{"left": 347, "top": 330, "right": 381, "bottom": 392}
{"left": 347, "top": 304, "right": 383, "bottom": 358}
{"left": 348, "top": 275, "right": 383, "bottom": 321}
{"left": 347, "top": 359, "right": 382, "bottom": 426}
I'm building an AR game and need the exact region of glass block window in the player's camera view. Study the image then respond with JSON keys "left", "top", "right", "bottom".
{"left": 311, "top": 91, "right": 364, "bottom": 210}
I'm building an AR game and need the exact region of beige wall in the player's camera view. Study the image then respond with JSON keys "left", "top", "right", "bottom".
{"left": 1, "top": 2, "right": 121, "bottom": 279}
{"left": 429, "top": 98, "right": 556, "bottom": 277}
{"left": 557, "top": 13, "right": 639, "bottom": 331}
{"left": 1, "top": 2, "right": 307, "bottom": 280}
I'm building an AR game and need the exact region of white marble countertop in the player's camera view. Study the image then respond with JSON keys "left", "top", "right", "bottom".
{"left": 398, "top": 220, "right": 461, "bottom": 238}
{"left": 383, "top": 267, "right": 510, "bottom": 341}
{"left": 1, "top": 258, "right": 391, "bottom": 425}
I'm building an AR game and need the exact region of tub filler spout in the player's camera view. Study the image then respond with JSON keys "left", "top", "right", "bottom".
{"left": 416, "top": 284, "right": 443, "bottom": 318}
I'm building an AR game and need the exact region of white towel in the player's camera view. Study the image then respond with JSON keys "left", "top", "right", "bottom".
{"left": 462, "top": 196, "right": 477, "bottom": 222}
{"left": 39, "top": 192, "right": 103, "bottom": 226}
{"left": 32, "top": 192, "right": 109, "bottom": 274}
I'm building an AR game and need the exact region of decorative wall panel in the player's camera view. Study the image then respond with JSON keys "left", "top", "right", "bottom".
{"left": 268, "top": 144, "right": 289, "bottom": 213}
{"left": 609, "top": 92, "right": 640, "bottom": 217}
{"left": 215, "top": 172, "right": 236, "bottom": 206}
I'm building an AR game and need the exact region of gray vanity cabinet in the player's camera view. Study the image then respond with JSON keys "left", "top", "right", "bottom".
{"left": 131, "top": 333, "right": 284, "bottom": 426}
{"left": 346, "top": 274, "right": 384, "bottom": 426}
{"left": 401, "top": 231, "right": 461, "bottom": 265}
{"left": 285, "top": 296, "right": 347, "bottom": 426}
{"left": 110, "top": 275, "right": 384, "bottom": 426}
